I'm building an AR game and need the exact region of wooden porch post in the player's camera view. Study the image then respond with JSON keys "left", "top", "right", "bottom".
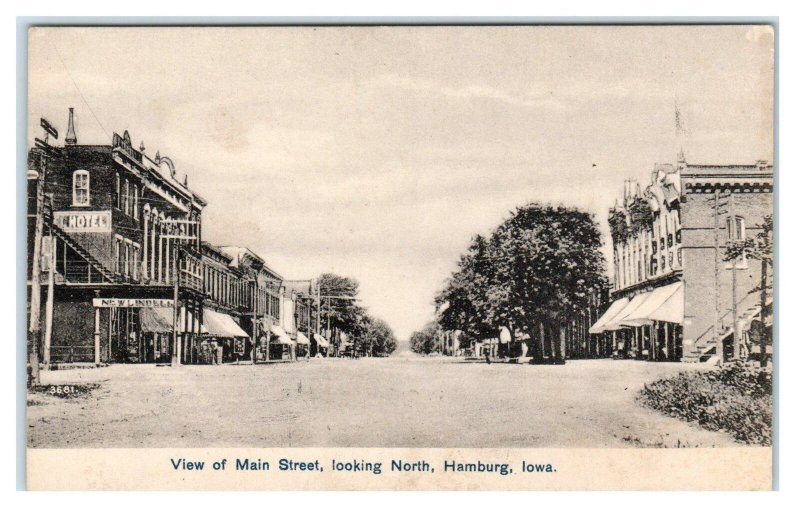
{"left": 94, "top": 306, "right": 101, "bottom": 364}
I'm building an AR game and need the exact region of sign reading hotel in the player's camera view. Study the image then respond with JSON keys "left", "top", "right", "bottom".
{"left": 54, "top": 210, "right": 111, "bottom": 233}
{"left": 92, "top": 298, "right": 175, "bottom": 308}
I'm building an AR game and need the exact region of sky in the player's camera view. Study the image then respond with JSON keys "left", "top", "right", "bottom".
{"left": 27, "top": 26, "right": 774, "bottom": 342}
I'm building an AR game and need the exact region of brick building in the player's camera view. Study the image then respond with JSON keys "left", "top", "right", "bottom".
{"left": 28, "top": 109, "right": 206, "bottom": 365}
{"left": 590, "top": 154, "right": 773, "bottom": 362}
{"left": 26, "top": 108, "right": 330, "bottom": 369}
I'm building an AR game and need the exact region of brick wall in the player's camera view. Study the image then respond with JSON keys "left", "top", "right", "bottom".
{"left": 681, "top": 189, "right": 772, "bottom": 352}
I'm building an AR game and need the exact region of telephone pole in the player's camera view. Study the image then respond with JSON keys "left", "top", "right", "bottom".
{"left": 713, "top": 190, "right": 722, "bottom": 364}
{"left": 28, "top": 118, "right": 58, "bottom": 386}
{"left": 730, "top": 192, "right": 739, "bottom": 360}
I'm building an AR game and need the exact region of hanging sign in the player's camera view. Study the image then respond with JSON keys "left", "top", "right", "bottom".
{"left": 93, "top": 298, "right": 175, "bottom": 308}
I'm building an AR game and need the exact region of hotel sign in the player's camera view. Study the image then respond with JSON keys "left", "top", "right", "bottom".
{"left": 54, "top": 211, "right": 111, "bottom": 233}
{"left": 92, "top": 298, "right": 175, "bottom": 308}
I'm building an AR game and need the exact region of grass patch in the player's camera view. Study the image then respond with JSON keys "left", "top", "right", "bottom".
{"left": 638, "top": 361, "right": 772, "bottom": 446}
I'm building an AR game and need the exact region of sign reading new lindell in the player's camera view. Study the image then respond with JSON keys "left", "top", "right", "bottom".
{"left": 92, "top": 298, "right": 175, "bottom": 308}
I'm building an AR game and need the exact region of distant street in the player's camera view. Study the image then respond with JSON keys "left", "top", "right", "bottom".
{"left": 28, "top": 358, "right": 737, "bottom": 448}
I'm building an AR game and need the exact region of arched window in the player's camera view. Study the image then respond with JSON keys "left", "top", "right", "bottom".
{"left": 72, "top": 170, "right": 90, "bottom": 206}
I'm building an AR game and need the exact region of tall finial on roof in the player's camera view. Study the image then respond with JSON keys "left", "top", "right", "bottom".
{"left": 65, "top": 107, "right": 77, "bottom": 145}
{"left": 140, "top": 141, "right": 146, "bottom": 153}
{"left": 183, "top": 174, "right": 188, "bottom": 187}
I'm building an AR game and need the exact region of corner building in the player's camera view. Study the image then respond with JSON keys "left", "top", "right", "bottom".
{"left": 28, "top": 109, "right": 206, "bottom": 364}
{"left": 590, "top": 155, "right": 773, "bottom": 362}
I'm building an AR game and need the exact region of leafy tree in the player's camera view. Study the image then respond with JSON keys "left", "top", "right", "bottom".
{"left": 434, "top": 235, "right": 496, "bottom": 344}
{"left": 316, "top": 273, "right": 364, "bottom": 350}
{"left": 431, "top": 203, "right": 607, "bottom": 363}
{"left": 488, "top": 204, "right": 607, "bottom": 362}
{"left": 359, "top": 316, "right": 397, "bottom": 357}
{"left": 409, "top": 322, "right": 439, "bottom": 355}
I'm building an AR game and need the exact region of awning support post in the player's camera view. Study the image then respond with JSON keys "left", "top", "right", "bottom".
{"left": 94, "top": 306, "right": 101, "bottom": 364}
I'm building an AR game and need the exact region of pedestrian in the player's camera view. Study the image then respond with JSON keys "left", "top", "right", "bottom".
{"left": 484, "top": 347, "right": 491, "bottom": 365}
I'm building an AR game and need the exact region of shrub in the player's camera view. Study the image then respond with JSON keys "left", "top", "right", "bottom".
{"left": 639, "top": 362, "right": 773, "bottom": 445}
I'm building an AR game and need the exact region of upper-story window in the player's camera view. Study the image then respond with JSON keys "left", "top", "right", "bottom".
{"left": 727, "top": 216, "right": 747, "bottom": 268}
{"left": 115, "top": 174, "right": 121, "bottom": 209}
{"left": 72, "top": 170, "right": 90, "bottom": 206}
{"left": 727, "top": 216, "right": 746, "bottom": 241}
{"left": 133, "top": 185, "right": 139, "bottom": 220}
{"left": 124, "top": 179, "right": 130, "bottom": 216}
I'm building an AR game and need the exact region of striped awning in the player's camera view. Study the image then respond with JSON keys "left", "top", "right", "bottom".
{"left": 589, "top": 298, "right": 629, "bottom": 333}
{"left": 203, "top": 308, "right": 249, "bottom": 338}
{"left": 619, "top": 282, "right": 683, "bottom": 326}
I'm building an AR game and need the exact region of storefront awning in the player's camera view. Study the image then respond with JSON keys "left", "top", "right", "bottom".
{"left": 296, "top": 332, "right": 311, "bottom": 345}
{"left": 619, "top": 282, "right": 683, "bottom": 326}
{"left": 589, "top": 297, "right": 629, "bottom": 333}
{"left": 313, "top": 333, "right": 330, "bottom": 348}
{"left": 270, "top": 325, "right": 295, "bottom": 345}
{"left": 604, "top": 293, "right": 650, "bottom": 331}
{"left": 203, "top": 308, "right": 249, "bottom": 338}
{"left": 140, "top": 307, "right": 174, "bottom": 333}
{"left": 647, "top": 283, "right": 683, "bottom": 324}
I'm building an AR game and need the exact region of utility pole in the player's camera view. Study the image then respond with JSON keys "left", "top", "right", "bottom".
{"left": 316, "top": 282, "right": 321, "bottom": 334}
{"left": 43, "top": 220, "right": 55, "bottom": 366}
{"left": 29, "top": 118, "right": 58, "bottom": 386}
{"left": 713, "top": 190, "right": 722, "bottom": 364}
{"left": 730, "top": 192, "right": 739, "bottom": 360}
{"left": 172, "top": 245, "right": 180, "bottom": 367}
{"left": 253, "top": 279, "right": 259, "bottom": 362}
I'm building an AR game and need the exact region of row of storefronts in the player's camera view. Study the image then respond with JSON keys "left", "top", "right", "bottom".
{"left": 452, "top": 153, "right": 772, "bottom": 364}
{"left": 27, "top": 108, "right": 332, "bottom": 367}
{"left": 589, "top": 154, "right": 773, "bottom": 363}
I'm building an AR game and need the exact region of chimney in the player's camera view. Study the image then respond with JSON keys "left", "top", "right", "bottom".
{"left": 65, "top": 107, "right": 77, "bottom": 145}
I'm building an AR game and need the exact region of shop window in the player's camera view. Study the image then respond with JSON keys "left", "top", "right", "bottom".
{"left": 72, "top": 170, "right": 90, "bottom": 206}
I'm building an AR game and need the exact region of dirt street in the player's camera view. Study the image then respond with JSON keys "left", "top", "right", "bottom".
{"left": 27, "top": 357, "right": 737, "bottom": 448}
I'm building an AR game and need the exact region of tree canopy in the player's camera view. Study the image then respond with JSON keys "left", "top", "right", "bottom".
{"left": 409, "top": 321, "right": 439, "bottom": 355}
{"left": 429, "top": 203, "right": 607, "bottom": 360}
{"left": 316, "top": 272, "right": 397, "bottom": 356}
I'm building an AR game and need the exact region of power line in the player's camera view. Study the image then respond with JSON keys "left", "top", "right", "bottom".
{"left": 47, "top": 35, "right": 110, "bottom": 140}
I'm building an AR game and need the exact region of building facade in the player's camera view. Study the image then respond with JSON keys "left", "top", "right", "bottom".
{"left": 590, "top": 155, "right": 773, "bottom": 362}
{"left": 26, "top": 108, "right": 300, "bottom": 367}
{"left": 28, "top": 109, "right": 206, "bottom": 365}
